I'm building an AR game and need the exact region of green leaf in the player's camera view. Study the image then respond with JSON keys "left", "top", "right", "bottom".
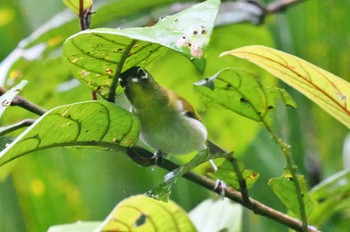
{"left": 63, "top": 0, "right": 220, "bottom": 98}
{"left": 223, "top": 45, "right": 350, "bottom": 129}
{"left": 189, "top": 198, "right": 242, "bottom": 232}
{"left": 95, "top": 195, "right": 196, "bottom": 232}
{"left": 0, "top": 0, "right": 190, "bottom": 115}
{"left": 0, "top": 100, "right": 140, "bottom": 167}
{"left": 194, "top": 68, "right": 296, "bottom": 125}
{"left": 0, "top": 80, "right": 27, "bottom": 118}
{"left": 212, "top": 159, "right": 259, "bottom": 190}
{"left": 48, "top": 221, "right": 100, "bottom": 232}
{"left": 63, "top": 0, "right": 93, "bottom": 15}
{"left": 309, "top": 169, "right": 350, "bottom": 226}
{"left": 268, "top": 174, "right": 314, "bottom": 218}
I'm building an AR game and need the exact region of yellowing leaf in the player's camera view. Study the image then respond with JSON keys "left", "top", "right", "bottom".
{"left": 222, "top": 45, "right": 350, "bottom": 129}
{"left": 63, "top": 0, "right": 93, "bottom": 15}
{"left": 95, "top": 195, "right": 196, "bottom": 232}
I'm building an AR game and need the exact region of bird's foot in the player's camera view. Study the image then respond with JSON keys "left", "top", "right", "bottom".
{"left": 214, "top": 179, "right": 227, "bottom": 197}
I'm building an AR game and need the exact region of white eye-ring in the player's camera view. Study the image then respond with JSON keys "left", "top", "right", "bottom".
{"left": 137, "top": 68, "right": 149, "bottom": 79}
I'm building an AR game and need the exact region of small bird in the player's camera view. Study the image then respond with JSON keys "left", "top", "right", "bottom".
{"left": 120, "top": 66, "right": 208, "bottom": 156}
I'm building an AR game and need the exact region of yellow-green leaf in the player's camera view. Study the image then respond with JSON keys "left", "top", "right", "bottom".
{"left": 63, "top": 0, "right": 220, "bottom": 98}
{"left": 63, "top": 0, "right": 93, "bottom": 15}
{"left": 0, "top": 101, "right": 140, "bottom": 167}
{"left": 222, "top": 45, "right": 350, "bottom": 129}
{"left": 95, "top": 195, "right": 196, "bottom": 232}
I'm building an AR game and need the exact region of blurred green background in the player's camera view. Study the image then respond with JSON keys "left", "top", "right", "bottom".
{"left": 1, "top": 0, "right": 350, "bottom": 231}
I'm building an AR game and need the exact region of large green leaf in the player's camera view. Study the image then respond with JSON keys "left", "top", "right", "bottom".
{"left": 0, "top": 0, "right": 189, "bottom": 114}
{"left": 0, "top": 100, "right": 140, "bottom": 167}
{"left": 194, "top": 68, "right": 296, "bottom": 126}
{"left": 223, "top": 45, "right": 350, "bottom": 129}
{"left": 62, "top": 0, "right": 220, "bottom": 98}
{"left": 268, "top": 174, "right": 314, "bottom": 219}
{"left": 95, "top": 195, "right": 196, "bottom": 232}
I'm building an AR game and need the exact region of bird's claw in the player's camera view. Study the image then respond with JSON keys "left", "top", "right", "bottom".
{"left": 214, "top": 179, "right": 227, "bottom": 197}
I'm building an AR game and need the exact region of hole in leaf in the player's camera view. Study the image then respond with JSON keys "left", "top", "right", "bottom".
{"left": 134, "top": 213, "right": 147, "bottom": 227}
{"left": 240, "top": 97, "right": 248, "bottom": 103}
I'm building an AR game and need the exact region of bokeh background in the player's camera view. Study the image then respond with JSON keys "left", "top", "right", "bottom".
{"left": 1, "top": 0, "right": 350, "bottom": 231}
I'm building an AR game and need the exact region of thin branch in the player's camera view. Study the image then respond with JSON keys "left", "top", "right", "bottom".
{"left": 0, "top": 119, "right": 35, "bottom": 136}
{"left": 79, "top": 0, "right": 93, "bottom": 30}
{"left": 226, "top": 154, "right": 252, "bottom": 206}
{"left": 108, "top": 40, "right": 137, "bottom": 102}
{"left": 0, "top": 87, "right": 47, "bottom": 116}
{"left": 126, "top": 146, "right": 319, "bottom": 232}
{"left": 266, "top": 0, "right": 305, "bottom": 13}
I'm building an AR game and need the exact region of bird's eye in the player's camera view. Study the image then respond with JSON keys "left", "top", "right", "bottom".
{"left": 137, "top": 68, "right": 148, "bottom": 80}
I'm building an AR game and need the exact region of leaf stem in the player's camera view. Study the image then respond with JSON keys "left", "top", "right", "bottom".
{"left": 263, "top": 122, "right": 309, "bottom": 231}
{"left": 0, "top": 87, "right": 47, "bottom": 116}
{"left": 226, "top": 154, "right": 252, "bottom": 206}
{"left": 0, "top": 119, "right": 35, "bottom": 136}
{"left": 108, "top": 40, "right": 137, "bottom": 102}
{"left": 79, "top": 1, "right": 92, "bottom": 31}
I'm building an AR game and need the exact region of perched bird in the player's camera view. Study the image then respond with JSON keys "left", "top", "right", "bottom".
{"left": 120, "top": 66, "right": 208, "bottom": 156}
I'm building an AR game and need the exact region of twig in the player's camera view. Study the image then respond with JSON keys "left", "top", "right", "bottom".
{"left": 126, "top": 146, "right": 319, "bottom": 232}
{"left": 0, "top": 87, "right": 47, "bottom": 116}
{"left": 108, "top": 40, "right": 137, "bottom": 102}
{"left": 0, "top": 119, "right": 35, "bottom": 136}
{"left": 266, "top": 0, "right": 305, "bottom": 13}
{"left": 79, "top": 0, "right": 93, "bottom": 30}
{"left": 226, "top": 154, "right": 252, "bottom": 206}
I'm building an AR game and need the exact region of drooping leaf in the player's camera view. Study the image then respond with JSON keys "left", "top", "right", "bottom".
{"left": 0, "top": 80, "right": 27, "bottom": 118}
{"left": 268, "top": 174, "right": 314, "bottom": 218}
{"left": 63, "top": 0, "right": 93, "bottom": 15}
{"left": 48, "top": 221, "right": 100, "bottom": 232}
{"left": 223, "top": 45, "right": 350, "bottom": 129}
{"left": 211, "top": 159, "right": 259, "bottom": 190}
{"left": 309, "top": 169, "right": 350, "bottom": 226}
{"left": 194, "top": 68, "right": 296, "bottom": 126}
{"left": 0, "top": 0, "right": 189, "bottom": 113}
{"left": 63, "top": 0, "right": 220, "bottom": 98}
{"left": 95, "top": 195, "right": 196, "bottom": 232}
{"left": 146, "top": 149, "right": 219, "bottom": 202}
{"left": 189, "top": 198, "right": 242, "bottom": 232}
{"left": 0, "top": 101, "right": 140, "bottom": 167}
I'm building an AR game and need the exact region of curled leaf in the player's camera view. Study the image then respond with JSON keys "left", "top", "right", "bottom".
{"left": 223, "top": 45, "right": 350, "bottom": 129}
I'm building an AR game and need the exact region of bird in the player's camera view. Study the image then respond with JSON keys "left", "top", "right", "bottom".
{"left": 119, "top": 66, "right": 208, "bottom": 156}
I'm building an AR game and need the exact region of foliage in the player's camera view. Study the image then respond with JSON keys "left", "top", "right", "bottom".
{"left": 1, "top": 0, "right": 350, "bottom": 232}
